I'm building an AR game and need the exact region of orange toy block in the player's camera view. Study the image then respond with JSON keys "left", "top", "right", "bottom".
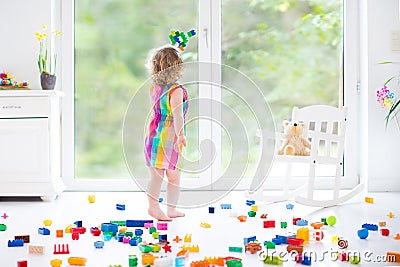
{"left": 386, "top": 252, "right": 400, "bottom": 263}
{"left": 56, "top": 230, "right": 63, "bottom": 238}
{"left": 67, "top": 257, "right": 86, "bottom": 266}
{"left": 142, "top": 253, "right": 158, "bottom": 265}
{"left": 364, "top": 197, "right": 374, "bottom": 204}
{"left": 50, "top": 259, "right": 62, "bottom": 267}
{"left": 204, "top": 257, "right": 225, "bottom": 266}
{"left": 237, "top": 215, "right": 247, "bottom": 222}
{"left": 181, "top": 245, "right": 199, "bottom": 252}
{"left": 387, "top": 212, "right": 395, "bottom": 218}
{"left": 190, "top": 260, "right": 210, "bottom": 267}
{"left": 379, "top": 221, "right": 386, "bottom": 227}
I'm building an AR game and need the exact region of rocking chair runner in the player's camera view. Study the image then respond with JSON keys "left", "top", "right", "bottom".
{"left": 247, "top": 105, "right": 363, "bottom": 207}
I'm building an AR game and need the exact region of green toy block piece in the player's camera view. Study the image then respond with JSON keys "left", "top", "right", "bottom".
{"left": 179, "top": 31, "right": 187, "bottom": 43}
{"left": 125, "top": 232, "right": 133, "bottom": 237}
{"left": 265, "top": 241, "right": 276, "bottom": 249}
{"left": 264, "top": 256, "right": 282, "bottom": 265}
{"left": 169, "top": 34, "right": 176, "bottom": 44}
{"left": 139, "top": 245, "right": 152, "bottom": 253}
{"left": 110, "top": 220, "right": 126, "bottom": 226}
{"left": 229, "top": 246, "right": 243, "bottom": 253}
{"left": 226, "top": 259, "right": 243, "bottom": 267}
{"left": 349, "top": 256, "right": 361, "bottom": 264}
{"left": 149, "top": 227, "right": 156, "bottom": 234}
{"left": 321, "top": 218, "right": 328, "bottom": 225}
{"left": 327, "top": 215, "right": 337, "bottom": 226}
{"left": 152, "top": 231, "right": 159, "bottom": 239}
{"left": 187, "top": 31, "right": 193, "bottom": 37}
{"left": 128, "top": 254, "right": 138, "bottom": 267}
{"left": 280, "top": 222, "right": 287, "bottom": 228}
{"left": 134, "top": 236, "right": 142, "bottom": 243}
{"left": 248, "top": 210, "right": 256, "bottom": 217}
{"left": 151, "top": 244, "right": 161, "bottom": 252}
{"left": 0, "top": 224, "right": 6, "bottom": 231}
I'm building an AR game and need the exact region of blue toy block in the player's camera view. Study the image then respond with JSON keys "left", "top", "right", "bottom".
{"left": 175, "top": 256, "right": 185, "bottom": 267}
{"left": 296, "top": 219, "right": 308, "bottom": 226}
{"left": 220, "top": 204, "right": 232, "bottom": 209}
{"left": 94, "top": 241, "right": 104, "bottom": 248}
{"left": 159, "top": 234, "right": 167, "bottom": 241}
{"left": 129, "top": 237, "right": 140, "bottom": 246}
{"left": 159, "top": 197, "right": 163, "bottom": 203}
{"left": 286, "top": 204, "right": 294, "bottom": 210}
{"left": 38, "top": 227, "right": 50, "bottom": 235}
{"left": 8, "top": 239, "right": 24, "bottom": 247}
{"left": 357, "top": 228, "right": 369, "bottom": 239}
{"left": 243, "top": 236, "right": 256, "bottom": 245}
{"left": 101, "top": 223, "right": 118, "bottom": 236}
{"left": 271, "top": 236, "right": 284, "bottom": 245}
{"left": 362, "top": 223, "right": 378, "bottom": 231}
{"left": 74, "top": 220, "right": 82, "bottom": 227}
{"left": 117, "top": 233, "right": 124, "bottom": 242}
{"left": 208, "top": 207, "right": 215, "bottom": 213}
{"left": 126, "top": 220, "right": 153, "bottom": 227}
{"left": 116, "top": 204, "right": 125, "bottom": 210}
{"left": 135, "top": 229, "right": 143, "bottom": 236}
{"left": 302, "top": 255, "right": 312, "bottom": 265}
{"left": 246, "top": 200, "right": 255, "bottom": 206}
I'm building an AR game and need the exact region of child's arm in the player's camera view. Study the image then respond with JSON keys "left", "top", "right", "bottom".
{"left": 170, "top": 87, "right": 186, "bottom": 151}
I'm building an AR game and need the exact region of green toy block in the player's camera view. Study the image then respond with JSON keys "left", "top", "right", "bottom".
{"left": 321, "top": 218, "right": 328, "bottom": 225}
{"left": 139, "top": 245, "right": 152, "bottom": 253}
{"left": 125, "top": 232, "right": 133, "bottom": 237}
{"left": 110, "top": 220, "right": 126, "bottom": 226}
{"left": 229, "top": 246, "right": 243, "bottom": 253}
{"left": 349, "top": 256, "right": 361, "bottom": 264}
{"left": 128, "top": 254, "right": 138, "bottom": 267}
{"left": 265, "top": 241, "right": 275, "bottom": 249}
{"left": 152, "top": 231, "right": 159, "bottom": 239}
{"left": 149, "top": 227, "right": 156, "bottom": 234}
{"left": 151, "top": 244, "right": 161, "bottom": 252}
{"left": 226, "top": 259, "right": 243, "bottom": 267}
{"left": 0, "top": 224, "right": 6, "bottom": 231}
{"left": 264, "top": 256, "right": 282, "bottom": 265}
{"left": 134, "top": 236, "right": 142, "bottom": 243}
{"left": 280, "top": 222, "right": 287, "bottom": 228}
{"left": 248, "top": 210, "right": 256, "bottom": 217}
{"left": 169, "top": 34, "right": 176, "bottom": 44}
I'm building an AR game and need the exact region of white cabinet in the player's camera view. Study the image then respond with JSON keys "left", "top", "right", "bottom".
{"left": 0, "top": 91, "right": 65, "bottom": 200}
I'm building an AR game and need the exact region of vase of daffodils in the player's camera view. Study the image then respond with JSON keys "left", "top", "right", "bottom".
{"left": 36, "top": 25, "right": 61, "bottom": 90}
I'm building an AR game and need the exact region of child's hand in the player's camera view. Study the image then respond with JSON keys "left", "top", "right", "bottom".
{"left": 174, "top": 135, "right": 186, "bottom": 152}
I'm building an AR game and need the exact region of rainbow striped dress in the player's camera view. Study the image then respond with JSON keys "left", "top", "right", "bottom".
{"left": 144, "top": 84, "right": 188, "bottom": 170}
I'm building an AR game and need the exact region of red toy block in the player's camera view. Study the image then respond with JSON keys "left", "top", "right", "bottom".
{"left": 381, "top": 228, "right": 390, "bottom": 236}
{"left": 338, "top": 252, "right": 348, "bottom": 261}
{"left": 71, "top": 227, "right": 86, "bottom": 234}
{"left": 17, "top": 260, "right": 28, "bottom": 267}
{"left": 54, "top": 244, "right": 69, "bottom": 254}
{"left": 71, "top": 233, "right": 79, "bottom": 240}
{"left": 162, "top": 243, "right": 172, "bottom": 253}
{"left": 263, "top": 220, "right": 275, "bottom": 228}
{"left": 287, "top": 238, "right": 304, "bottom": 246}
{"left": 295, "top": 254, "right": 302, "bottom": 263}
{"left": 90, "top": 228, "right": 101, "bottom": 236}
{"left": 260, "top": 214, "right": 268, "bottom": 219}
{"left": 287, "top": 244, "right": 304, "bottom": 254}
{"left": 293, "top": 218, "right": 301, "bottom": 225}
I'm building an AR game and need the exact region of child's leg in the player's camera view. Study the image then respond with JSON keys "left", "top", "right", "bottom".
{"left": 165, "top": 169, "right": 185, "bottom": 218}
{"left": 147, "top": 167, "right": 171, "bottom": 221}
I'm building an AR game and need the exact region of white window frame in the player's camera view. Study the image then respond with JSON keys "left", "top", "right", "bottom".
{"left": 61, "top": 0, "right": 360, "bottom": 191}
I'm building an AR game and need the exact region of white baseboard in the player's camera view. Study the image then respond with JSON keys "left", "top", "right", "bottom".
{"left": 368, "top": 179, "right": 400, "bottom": 192}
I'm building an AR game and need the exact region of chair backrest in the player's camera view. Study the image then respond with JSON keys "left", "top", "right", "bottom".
{"left": 292, "top": 105, "right": 347, "bottom": 164}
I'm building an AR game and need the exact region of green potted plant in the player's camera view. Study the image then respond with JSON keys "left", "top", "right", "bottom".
{"left": 36, "top": 25, "right": 61, "bottom": 90}
{"left": 376, "top": 72, "right": 400, "bottom": 132}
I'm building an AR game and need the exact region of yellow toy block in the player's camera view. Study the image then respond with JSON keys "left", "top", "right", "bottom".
{"left": 43, "top": 220, "right": 53, "bottom": 226}
{"left": 184, "top": 234, "right": 192, "bottom": 243}
{"left": 296, "top": 227, "right": 309, "bottom": 244}
{"left": 331, "top": 235, "right": 339, "bottom": 243}
{"left": 65, "top": 224, "right": 75, "bottom": 233}
{"left": 181, "top": 244, "right": 199, "bottom": 252}
{"left": 387, "top": 212, "right": 395, "bottom": 218}
{"left": 50, "top": 259, "right": 62, "bottom": 267}
{"left": 152, "top": 232, "right": 159, "bottom": 239}
{"left": 251, "top": 205, "right": 258, "bottom": 212}
{"left": 364, "top": 197, "right": 374, "bottom": 204}
{"left": 88, "top": 194, "right": 96, "bottom": 203}
{"left": 68, "top": 257, "right": 86, "bottom": 266}
{"left": 119, "top": 227, "right": 127, "bottom": 233}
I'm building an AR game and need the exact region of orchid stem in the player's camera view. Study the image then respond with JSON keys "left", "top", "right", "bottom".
{"left": 395, "top": 112, "right": 400, "bottom": 133}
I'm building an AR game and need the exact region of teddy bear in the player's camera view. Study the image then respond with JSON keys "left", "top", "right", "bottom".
{"left": 278, "top": 120, "right": 311, "bottom": 156}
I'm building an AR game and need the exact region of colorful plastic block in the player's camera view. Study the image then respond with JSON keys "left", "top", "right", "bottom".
{"left": 152, "top": 231, "right": 159, "bottom": 239}
{"left": 8, "top": 239, "right": 24, "bottom": 247}
{"left": 310, "top": 222, "right": 324, "bottom": 229}
{"left": 0, "top": 224, "right": 6, "bottom": 231}
{"left": 88, "top": 194, "right": 95, "bottom": 203}
{"left": 302, "top": 255, "right": 312, "bottom": 265}
{"left": 151, "top": 244, "right": 161, "bottom": 252}
{"left": 94, "top": 241, "right": 104, "bottom": 248}
{"left": 381, "top": 228, "right": 390, "bottom": 236}
{"left": 287, "top": 244, "right": 303, "bottom": 254}
{"left": 134, "top": 229, "right": 143, "bottom": 236}
{"left": 56, "top": 230, "right": 63, "bottom": 238}
{"left": 226, "top": 259, "right": 242, "bottom": 267}
{"left": 264, "top": 220, "right": 275, "bottom": 228}
{"left": 116, "top": 204, "right": 125, "bottom": 210}
{"left": 184, "top": 234, "right": 192, "bottom": 242}
{"left": 50, "top": 259, "right": 62, "bottom": 267}
{"left": 364, "top": 197, "right": 374, "bottom": 203}
{"left": 129, "top": 237, "right": 140, "bottom": 246}
{"left": 208, "top": 207, "right": 215, "bottom": 213}
{"left": 110, "top": 220, "right": 126, "bottom": 226}
{"left": 101, "top": 223, "right": 118, "bottom": 235}
{"left": 293, "top": 218, "right": 302, "bottom": 225}
{"left": 139, "top": 245, "right": 153, "bottom": 253}
{"left": 263, "top": 256, "right": 282, "bottom": 265}
{"left": 264, "top": 241, "right": 276, "bottom": 249}
{"left": 123, "top": 236, "right": 131, "bottom": 244}
{"left": 243, "top": 236, "right": 256, "bottom": 245}
{"left": 331, "top": 235, "right": 339, "bottom": 243}
{"left": 296, "top": 219, "right": 308, "bottom": 226}
{"left": 338, "top": 252, "right": 348, "bottom": 261}
{"left": 220, "top": 204, "right": 232, "bottom": 209}
{"left": 200, "top": 222, "right": 211, "bottom": 228}
{"left": 129, "top": 255, "right": 138, "bottom": 267}
{"left": 296, "top": 227, "right": 309, "bottom": 244}
{"left": 72, "top": 233, "right": 79, "bottom": 240}
{"left": 90, "top": 227, "right": 101, "bottom": 236}
{"left": 229, "top": 246, "right": 243, "bottom": 252}
{"left": 159, "top": 234, "right": 168, "bottom": 241}
{"left": 144, "top": 222, "right": 154, "bottom": 229}
{"left": 67, "top": 257, "right": 87, "bottom": 266}
{"left": 71, "top": 227, "right": 86, "bottom": 234}
{"left": 349, "top": 255, "right": 360, "bottom": 264}
{"left": 157, "top": 222, "right": 168, "bottom": 230}
{"left": 149, "top": 227, "right": 157, "bottom": 234}
{"left": 126, "top": 220, "right": 153, "bottom": 227}
{"left": 237, "top": 215, "right": 247, "bottom": 222}
{"left": 312, "top": 230, "right": 324, "bottom": 241}
{"left": 142, "top": 253, "right": 157, "bottom": 265}
{"left": 38, "top": 227, "right": 50, "bottom": 235}
{"left": 357, "top": 228, "right": 369, "bottom": 239}
{"left": 53, "top": 244, "right": 70, "bottom": 254}
{"left": 362, "top": 223, "right": 378, "bottom": 231}
{"left": 181, "top": 245, "right": 199, "bottom": 252}
{"left": 327, "top": 216, "right": 336, "bottom": 226}
{"left": 17, "top": 260, "right": 28, "bottom": 267}
{"left": 29, "top": 245, "right": 44, "bottom": 254}
{"left": 386, "top": 252, "right": 400, "bottom": 263}
{"left": 379, "top": 221, "right": 387, "bottom": 227}
{"left": 74, "top": 221, "right": 83, "bottom": 227}
{"left": 43, "top": 219, "right": 53, "bottom": 226}
{"left": 321, "top": 218, "right": 327, "bottom": 225}
{"left": 260, "top": 214, "right": 268, "bottom": 219}
{"left": 280, "top": 221, "right": 287, "bottom": 228}
{"left": 204, "top": 257, "right": 224, "bottom": 266}
{"left": 286, "top": 203, "right": 294, "bottom": 210}
{"left": 15, "top": 235, "right": 30, "bottom": 243}
{"left": 287, "top": 238, "right": 304, "bottom": 246}
{"left": 251, "top": 205, "right": 258, "bottom": 211}
{"left": 246, "top": 200, "right": 255, "bottom": 206}
{"left": 248, "top": 211, "right": 256, "bottom": 217}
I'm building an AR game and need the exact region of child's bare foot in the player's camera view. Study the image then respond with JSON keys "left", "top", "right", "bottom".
{"left": 148, "top": 208, "right": 172, "bottom": 221}
{"left": 167, "top": 208, "right": 185, "bottom": 218}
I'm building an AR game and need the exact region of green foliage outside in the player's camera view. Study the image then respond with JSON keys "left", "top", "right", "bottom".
{"left": 75, "top": 0, "right": 341, "bottom": 179}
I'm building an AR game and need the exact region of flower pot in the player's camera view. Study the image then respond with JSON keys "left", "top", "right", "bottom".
{"left": 40, "top": 73, "right": 56, "bottom": 90}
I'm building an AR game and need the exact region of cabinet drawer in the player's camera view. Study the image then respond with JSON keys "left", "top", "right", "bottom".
{"left": 0, "top": 97, "right": 49, "bottom": 118}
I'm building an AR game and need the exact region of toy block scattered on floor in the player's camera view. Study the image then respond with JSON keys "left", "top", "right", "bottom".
{"left": 53, "top": 244, "right": 70, "bottom": 254}
{"left": 220, "top": 204, "right": 232, "bottom": 209}
{"left": 29, "top": 245, "right": 45, "bottom": 254}
{"left": 88, "top": 194, "right": 95, "bottom": 203}
{"left": 128, "top": 255, "right": 138, "bottom": 267}
{"left": 246, "top": 200, "right": 255, "bottom": 206}
{"left": 8, "top": 239, "right": 24, "bottom": 247}
{"left": 74, "top": 220, "right": 83, "bottom": 227}
{"left": 38, "top": 227, "right": 50, "bottom": 235}
{"left": 237, "top": 215, "right": 247, "bottom": 222}
{"left": 251, "top": 205, "right": 258, "bottom": 212}
{"left": 173, "top": 236, "right": 182, "bottom": 243}
{"left": 68, "top": 257, "right": 87, "bottom": 266}
{"left": 90, "top": 227, "right": 101, "bottom": 236}
{"left": 381, "top": 228, "right": 390, "bottom": 236}
{"left": 208, "top": 207, "right": 215, "bottom": 213}
{"left": 229, "top": 246, "right": 243, "bottom": 252}
{"left": 0, "top": 223, "right": 6, "bottom": 231}
{"left": 181, "top": 244, "right": 199, "bottom": 252}
{"left": 126, "top": 220, "right": 153, "bottom": 227}
{"left": 184, "top": 234, "right": 192, "bottom": 243}
{"left": 386, "top": 252, "right": 400, "bottom": 263}
{"left": 263, "top": 220, "right": 275, "bottom": 228}
{"left": 204, "top": 257, "right": 225, "bottom": 266}
{"left": 56, "top": 230, "right": 64, "bottom": 238}
{"left": 94, "top": 241, "right": 104, "bottom": 248}
{"left": 65, "top": 224, "right": 75, "bottom": 233}
{"left": 365, "top": 197, "right": 374, "bottom": 203}
{"left": 144, "top": 222, "right": 154, "bottom": 229}
{"left": 296, "top": 219, "right": 308, "bottom": 226}
{"left": 296, "top": 227, "right": 310, "bottom": 244}
{"left": 362, "top": 223, "right": 378, "bottom": 231}
{"left": 15, "top": 235, "right": 30, "bottom": 243}
{"left": 149, "top": 226, "right": 156, "bottom": 234}
{"left": 110, "top": 220, "right": 126, "bottom": 226}
{"left": 116, "top": 204, "right": 125, "bottom": 210}
{"left": 17, "top": 260, "right": 27, "bottom": 267}
{"left": 379, "top": 221, "right": 386, "bottom": 227}
{"left": 243, "top": 236, "right": 256, "bottom": 245}
{"left": 263, "top": 255, "right": 282, "bottom": 265}
{"left": 43, "top": 219, "right": 53, "bottom": 226}
{"left": 157, "top": 222, "right": 168, "bottom": 230}
{"left": 286, "top": 244, "right": 303, "bottom": 254}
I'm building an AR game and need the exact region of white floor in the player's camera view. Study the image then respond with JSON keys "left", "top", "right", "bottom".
{"left": 0, "top": 191, "right": 399, "bottom": 267}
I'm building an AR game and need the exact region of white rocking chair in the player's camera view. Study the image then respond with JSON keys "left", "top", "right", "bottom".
{"left": 246, "top": 105, "right": 364, "bottom": 207}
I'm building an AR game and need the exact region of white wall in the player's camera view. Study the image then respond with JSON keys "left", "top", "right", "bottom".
{"left": 361, "top": 0, "right": 400, "bottom": 191}
{"left": 0, "top": 0, "right": 56, "bottom": 90}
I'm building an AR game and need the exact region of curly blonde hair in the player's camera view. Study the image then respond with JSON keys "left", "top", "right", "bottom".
{"left": 147, "top": 46, "right": 183, "bottom": 86}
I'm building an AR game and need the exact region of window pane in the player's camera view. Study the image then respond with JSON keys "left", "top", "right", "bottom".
{"left": 221, "top": 0, "right": 343, "bottom": 177}
{"left": 75, "top": 0, "right": 198, "bottom": 179}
